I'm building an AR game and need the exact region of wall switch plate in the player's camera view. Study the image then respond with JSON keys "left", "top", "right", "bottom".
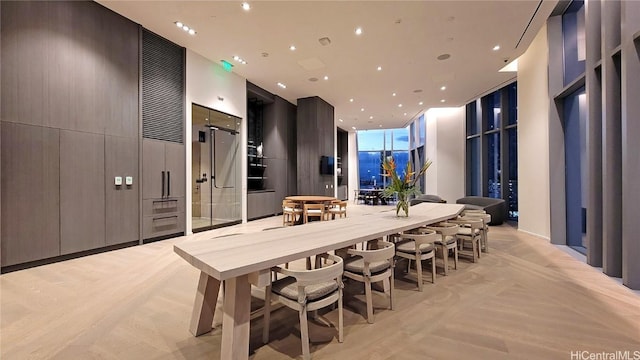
{"left": 115, "top": 176, "right": 123, "bottom": 186}
{"left": 125, "top": 176, "right": 133, "bottom": 185}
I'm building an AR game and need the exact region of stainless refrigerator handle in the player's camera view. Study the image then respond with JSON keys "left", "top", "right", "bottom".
{"left": 161, "top": 171, "right": 165, "bottom": 198}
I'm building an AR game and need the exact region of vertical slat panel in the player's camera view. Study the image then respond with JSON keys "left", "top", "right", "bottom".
{"left": 142, "top": 30, "right": 184, "bottom": 143}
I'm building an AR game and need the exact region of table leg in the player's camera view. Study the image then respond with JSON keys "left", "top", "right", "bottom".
{"left": 190, "top": 271, "right": 221, "bottom": 336}
{"left": 221, "top": 275, "right": 251, "bottom": 360}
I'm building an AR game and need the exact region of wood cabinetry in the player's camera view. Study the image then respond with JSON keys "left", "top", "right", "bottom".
{"left": 142, "top": 139, "right": 185, "bottom": 240}
{"left": 247, "top": 191, "right": 276, "bottom": 220}
{"left": 60, "top": 130, "right": 106, "bottom": 254}
{"left": 105, "top": 136, "right": 139, "bottom": 246}
{"left": 1, "top": 123, "right": 61, "bottom": 266}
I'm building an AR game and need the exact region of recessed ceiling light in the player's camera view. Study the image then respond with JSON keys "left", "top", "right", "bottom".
{"left": 440, "top": 99, "right": 446, "bottom": 103}
{"left": 419, "top": 101, "right": 423, "bottom": 105}
{"left": 242, "top": 2, "right": 251, "bottom": 11}
{"left": 339, "top": 118, "right": 343, "bottom": 122}
{"left": 289, "top": 45, "right": 296, "bottom": 51}
{"left": 377, "top": 66, "right": 382, "bottom": 71}
{"left": 277, "top": 82, "right": 287, "bottom": 89}
{"left": 369, "top": 116, "right": 373, "bottom": 119}
{"left": 352, "top": 126, "right": 357, "bottom": 130}
{"left": 350, "top": 98, "right": 354, "bottom": 102}
{"left": 324, "top": 75, "right": 329, "bottom": 80}
{"left": 308, "top": 77, "right": 318, "bottom": 82}
{"left": 440, "top": 86, "right": 447, "bottom": 91}
{"left": 493, "top": 45, "right": 500, "bottom": 51}
{"left": 403, "top": 112, "right": 407, "bottom": 116}
{"left": 232, "top": 55, "right": 247, "bottom": 64}
{"left": 392, "top": 93, "right": 396, "bottom": 97}
{"left": 175, "top": 22, "right": 197, "bottom": 35}
{"left": 355, "top": 27, "right": 363, "bottom": 35}
{"left": 413, "top": 89, "right": 423, "bottom": 93}
{"left": 379, "top": 124, "right": 382, "bottom": 128}
{"left": 437, "top": 53, "right": 451, "bottom": 61}
{"left": 398, "top": 104, "right": 403, "bottom": 107}
{"left": 360, "top": 108, "right": 365, "bottom": 112}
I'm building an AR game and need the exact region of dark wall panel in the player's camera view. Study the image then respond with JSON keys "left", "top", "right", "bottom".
{"left": 0, "top": 1, "right": 139, "bottom": 137}
{"left": 60, "top": 130, "right": 106, "bottom": 255}
{"left": 1, "top": 1, "right": 140, "bottom": 266}
{"left": 264, "top": 96, "right": 296, "bottom": 203}
{"left": 1, "top": 123, "right": 60, "bottom": 266}
{"left": 105, "top": 136, "right": 139, "bottom": 246}
{"left": 296, "top": 97, "right": 334, "bottom": 195}
{"left": 286, "top": 101, "right": 298, "bottom": 196}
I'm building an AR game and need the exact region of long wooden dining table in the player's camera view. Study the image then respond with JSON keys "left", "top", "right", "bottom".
{"left": 173, "top": 202, "right": 464, "bottom": 359}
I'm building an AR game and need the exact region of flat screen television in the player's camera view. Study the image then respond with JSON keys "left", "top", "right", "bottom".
{"left": 320, "top": 156, "right": 334, "bottom": 175}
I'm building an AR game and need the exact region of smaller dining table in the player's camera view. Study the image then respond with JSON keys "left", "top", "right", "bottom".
{"left": 284, "top": 195, "right": 337, "bottom": 204}
{"left": 284, "top": 195, "right": 337, "bottom": 224}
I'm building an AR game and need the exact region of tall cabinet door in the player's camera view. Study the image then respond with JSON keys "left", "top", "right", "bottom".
{"left": 60, "top": 130, "right": 106, "bottom": 255}
{"left": 142, "top": 139, "right": 165, "bottom": 199}
{"left": 165, "top": 142, "right": 185, "bottom": 198}
{"left": 1, "top": 122, "right": 60, "bottom": 266}
{"left": 105, "top": 135, "right": 139, "bottom": 246}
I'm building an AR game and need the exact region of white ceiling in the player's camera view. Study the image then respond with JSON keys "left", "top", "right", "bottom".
{"left": 98, "top": 0, "right": 556, "bottom": 131}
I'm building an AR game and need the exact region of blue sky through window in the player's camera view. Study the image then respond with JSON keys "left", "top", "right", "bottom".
{"left": 357, "top": 128, "right": 410, "bottom": 189}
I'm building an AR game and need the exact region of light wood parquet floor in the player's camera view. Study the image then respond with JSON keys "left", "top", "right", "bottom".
{"left": 2, "top": 204, "right": 640, "bottom": 359}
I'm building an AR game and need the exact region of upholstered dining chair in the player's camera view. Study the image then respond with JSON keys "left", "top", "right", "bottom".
{"left": 304, "top": 203, "right": 327, "bottom": 223}
{"left": 450, "top": 217, "right": 483, "bottom": 263}
{"left": 461, "top": 210, "right": 491, "bottom": 253}
{"left": 263, "top": 253, "right": 344, "bottom": 360}
{"left": 282, "top": 200, "right": 303, "bottom": 226}
{"left": 342, "top": 239, "right": 395, "bottom": 324}
{"left": 328, "top": 200, "right": 347, "bottom": 220}
{"left": 423, "top": 222, "right": 460, "bottom": 276}
{"left": 391, "top": 229, "right": 439, "bottom": 291}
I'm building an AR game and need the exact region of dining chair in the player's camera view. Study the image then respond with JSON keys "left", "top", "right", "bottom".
{"left": 423, "top": 222, "right": 460, "bottom": 276}
{"left": 304, "top": 203, "right": 327, "bottom": 223}
{"left": 342, "top": 239, "right": 395, "bottom": 323}
{"left": 462, "top": 210, "right": 491, "bottom": 253}
{"left": 328, "top": 200, "right": 347, "bottom": 220}
{"left": 391, "top": 229, "right": 439, "bottom": 291}
{"left": 263, "top": 254, "right": 344, "bottom": 360}
{"left": 450, "top": 217, "right": 483, "bottom": 263}
{"left": 282, "top": 200, "right": 303, "bottom": 226}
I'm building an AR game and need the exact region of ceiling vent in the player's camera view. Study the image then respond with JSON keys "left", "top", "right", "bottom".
{"left": 318, "top": 37, "right": 331, "bottom": 46}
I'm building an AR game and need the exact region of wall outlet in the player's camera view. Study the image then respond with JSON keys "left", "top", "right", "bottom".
{"left": 115, "top": 176, "right": 123, "bottom": 186}
{"left": 125, "top": 176, "right": 133, "bottom": 185}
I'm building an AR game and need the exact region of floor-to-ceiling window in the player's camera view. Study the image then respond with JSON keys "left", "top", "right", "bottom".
{"left": 357, "top": 128, "right": 409, "bottom": 189}
{"left": 465, "top": 82, "right": 518, "bottom": 220}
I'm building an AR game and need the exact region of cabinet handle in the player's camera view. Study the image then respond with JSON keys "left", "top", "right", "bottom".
{"left": 153, "top": 215, "right": 178, "bottom": 221}
{"left": 167, "top": 171, "right": 171, "bottom": 197}
{"left": 161, "top": 171, "right": 165, "bottom": 198}
{"left": 152, "top": 199, "right": 178, "bottom": 204}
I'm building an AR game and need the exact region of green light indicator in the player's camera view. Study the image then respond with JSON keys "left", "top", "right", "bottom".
{"left": 221, "top": 60, "right": 234, "bottom": 72}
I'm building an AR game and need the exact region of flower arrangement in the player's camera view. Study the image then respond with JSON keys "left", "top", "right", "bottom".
{"left": 381, "top": 156, "right": 432, "bottom": 217}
